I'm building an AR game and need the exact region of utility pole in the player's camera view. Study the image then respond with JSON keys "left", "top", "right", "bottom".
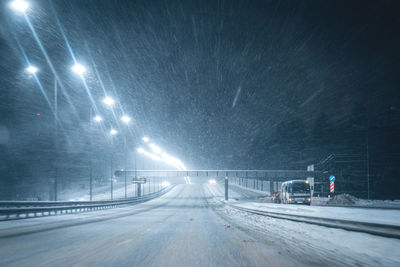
{"left": 110, "top": 156, "right": 113, "bottom": 200}
{"left": 225, "top": 176, "right": 229, "bottom": 200}
{"left": 366, "top": 127, "right": 370, "bottom": 200}
{"left": 90, "top": 160, "right": 93, "bottom": 201}
{"left": 54, "top": 78, "right": 58, "bottom": 201}
{"left": 124, "top": 136, "right": 127, "bottom": 199}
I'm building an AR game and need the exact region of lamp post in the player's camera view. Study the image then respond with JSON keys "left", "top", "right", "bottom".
{"left": 121, "top": 115, "right": 131, "bottom": 198}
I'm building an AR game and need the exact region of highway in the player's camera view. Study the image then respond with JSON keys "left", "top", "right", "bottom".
{"left": 1, "top": 183, "right": 399, "bottom": 266}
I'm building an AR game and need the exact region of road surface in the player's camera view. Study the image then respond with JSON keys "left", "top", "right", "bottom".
{"left": 1, "top": 184, "right": 399, "bottom": 266}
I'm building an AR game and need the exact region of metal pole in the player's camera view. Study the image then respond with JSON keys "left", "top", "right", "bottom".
{"left": 90, "top": 160, "right": 93, "bottom": 201}
{"left": 124, "top": 143, "right": 127, "bottom": 199}
{"left": 110, "top": 156, "right": 113, "bottom": 200}
{"left": 54, "top": 169, "right": 58, "bottom": 201}
{"left": 366, "top": 129, "right": 370, "bottom": 200}
{"left": 225, "top": 176, "right": 228, "bottom": 200}
{"left": 54, "top": 78, "right": 58, "bottom": 201}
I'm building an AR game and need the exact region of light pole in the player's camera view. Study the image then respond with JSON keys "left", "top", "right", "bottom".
{"left": 89, "top": 115, "right": 102, "bottom": 201}
{"left": 109, "top": 129, "right": 118, "bottom": 200}
{"left": 121, "top": 115, "right": 131, "bottom": 198}
{"left": 72, "top": 63, "right": 89, "bottom": 201}
{"left": 25, "top": 65, "right": 59, "bottom": 200}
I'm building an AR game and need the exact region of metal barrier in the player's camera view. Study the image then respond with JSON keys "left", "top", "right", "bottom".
{"left": 0, "top": 186, "right": 173, "bottom": 221}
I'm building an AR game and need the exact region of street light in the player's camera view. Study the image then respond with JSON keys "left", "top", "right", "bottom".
{"left": 142, "top": 136, "right": 149, "bottom": 142}
{"left": 94, "top": 115, "right": 103, "bottom": 122}
{"left": 121, "top": 115, "right": 131, "bottom": 124}
{"left": 137, "top": 147, "right": 145, "bottom": 154}
{"left": 103, "top": 97, "right": 115, "bottom": 106}
{"left": 110, "top": 129, "right": 118, "bottom": 135}
{"left": 10, "top": 0, "right": 29, "bottom": 12}
{"left": 149, "top": 143, "right": 162, "bottom": 154}
{"left": 26, "top": 65, "right": 38, "bottom": 74}
{"left": 71, "top": 63, "right": 86, "bottom": 75}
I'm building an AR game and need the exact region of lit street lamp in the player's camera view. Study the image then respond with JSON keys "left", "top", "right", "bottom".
{"left": 103, "top": 97, "right": 115, "bottom": 107}
{"left": 142, "top": 136, "right": 149, "bottom": 142}
{"left": 94, "top": 115, "right": 103, "bottom": 122}
{"left": 26, "top": 65, "right": 38, "bottom": 74}
{"left": 121, "top": 115, "right": 131, "bottom": 124}
{"left": 71, "top": 63, "right": 86, "bottom": 75}
{"left": 110, "top": 129, "right": 118, "bottom": 135}
{"left": 10, "top": 0, "right": 29, "bottom": 13}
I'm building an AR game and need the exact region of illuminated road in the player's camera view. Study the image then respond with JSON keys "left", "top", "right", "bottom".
{"left": 1, "top": 184, "right": 399, "bottom": 266}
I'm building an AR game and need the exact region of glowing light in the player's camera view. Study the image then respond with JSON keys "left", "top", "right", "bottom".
{"left": 36, "top": 113, "right": 40, "bottom": 116}
{"left": 208, "top": 179, "right": 217, "bottom": 184}
{"left": 142, "top": 136, "right": 149, "bottom": 142}
{"left": 161, "top": 181, "right": 171, "bottom": 187}
{"left": 94, "top": 116, "right": 103, "bottom": 122}
{"left": 121, "top": 115, "right": 131, "bottom": 124}
{"left": 71, "top": 63, "right": 86, "bottom": 75}
{"left": 137, "top": 145, "right": 186, "bottom": 171}
{"left": 149, "top": 143, "right": 162, "bottom": 154}
{"left": 26, "top": 65, "right": 38, "bottom": 74}
{"left": 103, "top": 97, "right": 115, "bottom": 106}
{"left": 10, "top": 0, "right": 29, "bottom": 12}
{"left": 110, "top": 129, "right": 118, "bottom": 135}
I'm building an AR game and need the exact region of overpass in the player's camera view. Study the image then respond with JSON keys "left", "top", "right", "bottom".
{"left": 115, "top": 169, "right": 319, "bottom": 200}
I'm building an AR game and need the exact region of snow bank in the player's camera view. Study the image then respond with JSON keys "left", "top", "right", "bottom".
{"left": 233, "top": 202, "right": 400, "bottom": 226}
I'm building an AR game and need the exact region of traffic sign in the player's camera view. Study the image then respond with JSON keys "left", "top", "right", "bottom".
{"left": 132, "top": 178, "right": 146, "bottom": 184}
{"left": 329, "top": 175, "right": 335, "bottom": 182}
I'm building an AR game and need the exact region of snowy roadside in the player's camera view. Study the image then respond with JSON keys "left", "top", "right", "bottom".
{"left": 216, "top": 203, "right": 400, "bottom": 266}
{"left": 232, "top": 201, "right": 400, "bottom": 227}
{"left": 207, "top": 181, "right": 400, "bottom": 227}
{"left": 204, "top": 183, "right": 400, "bottom": 266}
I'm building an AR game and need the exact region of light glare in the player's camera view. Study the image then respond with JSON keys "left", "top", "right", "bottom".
{"left": 142, "top": 136, "right": 149, "bottom": 142}
{"left": 161, "top": 181, "right": 171, "bottom": 187}
{"left": 26, "top": 65, "right": 38, "bottom": 74}
{"left": 121, "top": 115, "right": 131, "bottom": 124}
{"left": 110, "top": 129, "right": 118, "bottom": 135}
{"left": 71, "top": 63, "right": 86, "bottom": 75}
{"left": 149, "top": 143, "right": 162, "bottom": 154}
{"left": 94, "top": 116, "right": 103, "bottom": 122}
{"left": 10, "top": 0, "right": 29, "bottom": 12}
{"left": 103, "top": 97, "right": 115, "bottom": 106}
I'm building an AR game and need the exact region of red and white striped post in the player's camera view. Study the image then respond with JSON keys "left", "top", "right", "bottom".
{"left": 330, "top": 181, "right": 334, "bottom": 193}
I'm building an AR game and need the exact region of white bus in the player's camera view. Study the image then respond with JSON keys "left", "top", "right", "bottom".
{"left": 281, "top": 180, "right": 312, "bottom": 205}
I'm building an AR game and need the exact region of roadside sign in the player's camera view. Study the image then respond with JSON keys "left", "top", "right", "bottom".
{"left": 330, "top": 181, "right": 334, "bottom": 193}
{"left": 132, "top": 178, "right": 146, "bottom": 184}
{"left": 329, "top": 175, "right": 335, "bottom": 182}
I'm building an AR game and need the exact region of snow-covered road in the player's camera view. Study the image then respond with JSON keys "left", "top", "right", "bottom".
{"left": 0, "top": 183, "right": 399, "bottom": 266}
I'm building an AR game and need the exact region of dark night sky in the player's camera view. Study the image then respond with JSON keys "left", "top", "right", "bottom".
{"left": 0, "top": 0, "right": 399, "bottom": 198}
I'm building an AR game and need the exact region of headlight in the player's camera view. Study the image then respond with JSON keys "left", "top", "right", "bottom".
{"left": 208, "top": 179, "right": 217, "bottom": 184}
{"left": 307, "top": 197, "right": 311, "bottom": 202}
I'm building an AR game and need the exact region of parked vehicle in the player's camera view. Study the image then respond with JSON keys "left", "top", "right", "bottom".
{"left": 281, "top": 180, "right": 311, "bottom": 205}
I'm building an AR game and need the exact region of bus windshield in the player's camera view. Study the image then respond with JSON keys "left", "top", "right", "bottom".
{"left": 290, "top": 183, "right": 310, "bottom": 193}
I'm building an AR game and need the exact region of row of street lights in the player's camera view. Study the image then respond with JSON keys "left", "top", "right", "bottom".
{"left": 10, "top": 0, "right": 137, "bottom": 200}
{"left": 10, "top": 0, "right": 187, "bottom": 200}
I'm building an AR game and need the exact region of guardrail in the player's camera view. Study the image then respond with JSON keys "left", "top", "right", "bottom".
{"left": 227, "top": 204, "right": 400, "bottom": 239}
{"left": 0, "top": 186, "right": 174, "bottom": 221}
